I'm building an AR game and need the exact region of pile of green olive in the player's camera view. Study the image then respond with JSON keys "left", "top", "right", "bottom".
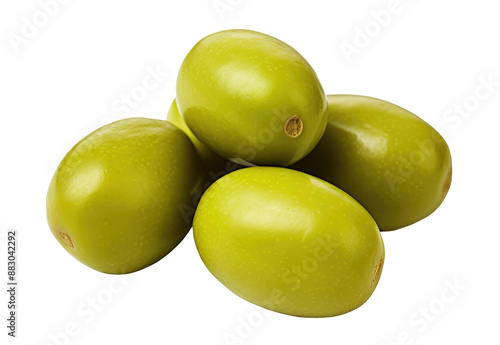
{"left": 47, "top": 29, "right": 452, "bottom": 318}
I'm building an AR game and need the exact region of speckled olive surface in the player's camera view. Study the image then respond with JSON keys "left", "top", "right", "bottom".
{"left": 292, "top": 95, "right": 452, "bottom": 231}
{"left": 193, "top": 167, "right": 385, "bottom": 317}
{"left": 47, "top": 118, "right": 205, "bottom": 274}
{"left": 167, "top": 98, "right": 240, "bottom": 182}
{"left": 176, "top": 29, "right": 327, "bottom": 167}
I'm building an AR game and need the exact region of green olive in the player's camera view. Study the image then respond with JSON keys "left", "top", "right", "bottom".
{"left": 194, "top": 167, "right": 384, "bottom": 317}
{"left": 292, "top": 95, "right": 452, "bottom": 231}
{"left": 47, "top": 118, "right": 204, "bottom": 273}
{"left": 176, "top": 29, "right": 327, "bottom": 167}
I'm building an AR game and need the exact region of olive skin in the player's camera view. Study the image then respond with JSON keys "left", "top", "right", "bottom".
{"left": 193, "top": 167, "right": 385, "bottom": 318}
{"left": 47, "top": 118, "right": 205, "bottom": 274}
{"left": 176, "top": 29, "right": 327, "bottom": 167}
{"left": 292, "top": 95, "right": 452, "bottom": 231}
{"left": 167, "top": 98, "right": 240, "bottom": 182}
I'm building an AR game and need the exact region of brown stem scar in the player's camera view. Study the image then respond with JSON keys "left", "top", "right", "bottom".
{"left": 373, "top": 256, "right": 384, "bottom": 285}
{"left": 60, "top": 231, "right": 74, "bottom": 249}
{"left": 284, "top": 115, "right": 303, "bottom": 138}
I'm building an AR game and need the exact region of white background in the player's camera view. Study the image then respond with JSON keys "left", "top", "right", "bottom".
{"left": 1, "top": 0, "right": 499, "bottom": 344}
